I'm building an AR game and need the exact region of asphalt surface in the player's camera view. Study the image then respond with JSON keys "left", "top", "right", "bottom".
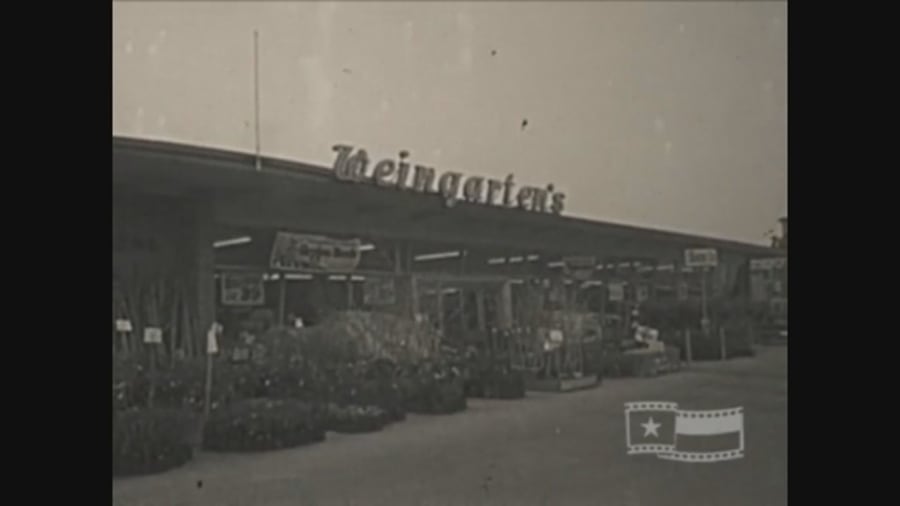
{"left": 113, "top": 346, "right": 787, "bottom": 506}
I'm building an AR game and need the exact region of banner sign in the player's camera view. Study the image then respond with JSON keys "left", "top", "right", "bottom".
{"left": 270, "top": 232, "right": 361, "bottom": 272}
{"left": 684, "top": 249, "right": 718, "bottom": 268}
{"left": 363, "top": 276, "right": 397, "bottom": 306}
{"left": 220, "top": 272, "right": 265, "bottom": 306}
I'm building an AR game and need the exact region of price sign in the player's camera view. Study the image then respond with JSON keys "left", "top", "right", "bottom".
{"left": 143, "top": 327, "right": 163, "bottom": 344}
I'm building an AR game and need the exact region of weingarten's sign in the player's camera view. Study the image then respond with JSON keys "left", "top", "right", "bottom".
{"left": 331, "top": 145, "right": 566, "bottom": 215}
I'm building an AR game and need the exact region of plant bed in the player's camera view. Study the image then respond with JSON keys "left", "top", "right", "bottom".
{"left": 466, "top": 370, "right": 526, "bottom": 399}
{"left": 525, "top": 374, "right": 599, "bottom": 393}
{"left": 113, "top": 408, "right": 195, "bottom": 477}
{"left": 202, "top": 398, "right": 326, "bottom": 453}
{"left": 326, "top": 404, "right": 390, "bottom": 434}
{"left": 334, "top": 377, "right": 407, "bottom": 423}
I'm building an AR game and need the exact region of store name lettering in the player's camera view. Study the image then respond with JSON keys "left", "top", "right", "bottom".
{"left": 331, "top": 145, "right": 566, "bottom": 215}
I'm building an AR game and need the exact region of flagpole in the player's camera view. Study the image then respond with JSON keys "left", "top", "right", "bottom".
{"left": 253, "top": 30, "right": 262, "bottom": 171}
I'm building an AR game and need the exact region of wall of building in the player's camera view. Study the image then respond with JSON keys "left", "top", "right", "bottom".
{"left": 113, "top": 189, "right": 216, "bottom": 357}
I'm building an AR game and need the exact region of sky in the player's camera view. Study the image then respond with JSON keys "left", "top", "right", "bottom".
{"left": 113, "top": 1, "right": 787, "bottom": 245}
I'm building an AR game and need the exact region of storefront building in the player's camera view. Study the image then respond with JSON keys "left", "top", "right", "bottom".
{"left": 113, "top": 136, "right": 785, "bottom": 359}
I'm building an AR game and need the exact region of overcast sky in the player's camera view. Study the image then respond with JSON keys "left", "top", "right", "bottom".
{"left": 113, "top": 1, "right": 787, "bottom": 244}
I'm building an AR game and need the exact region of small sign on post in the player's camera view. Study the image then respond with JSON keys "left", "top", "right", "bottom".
{"left": 685, "top": 249, "right": 717, "bottom": 337}
{"left": 115, "top": 319, "right": 133, "bottom": 333}
{"left": 143, "top": 326, "right": 163, "bottom": 408}
{"left": 204, "top": 322, "right": 222, "bottom": 417}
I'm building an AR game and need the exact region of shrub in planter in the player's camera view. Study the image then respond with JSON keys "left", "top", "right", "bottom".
{"left": 113, "top": 355, "right": 147, "bottom": 411}
{"left": 363, "top": 359, "right": 407, "bottom": 421}
{"left": 203, "top": 398, "right": 325, "bottom": 453}
{"left": 113, "top": 408, "right": 194, "bottom": 477}
{"left": 433, "top": 378, "right": 467, "bottom": 413}
{"left": 321, "top": 360, "right": 407, "bottom": 423}
{"left": 326, "top": 404, "right": 390, "bottom": 433}
{"left": 113, "top": 355, "right": 251, "bottom": 414}
{"left": 405, "top": 370, "right": 467, "bottom": 415}
{"left": 150, "top": 358, "right": 211, "bottom": 412}
{"left": 349, "top": 378, "right": 406, "bottom": 422}
{"left": 477, "top": 371, "right": 525, "bottom": 399}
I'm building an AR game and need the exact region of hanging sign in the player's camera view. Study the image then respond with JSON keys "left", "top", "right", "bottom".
{"left": 363, "top": 276, "right": 397, "bottom": 306}
{"left": 563, "top": 256, "right": 596, "bottom": 281}
{"left": 331, "top": 145, "right": 566, "bottom": 214}
{"left": 270, "top": 232, "right": 361, "bottom": 272}
{"left": 684, "top": 248, "right": 719, "bottom": 268}
{"left": 608, "top": 282, "right": 625, "bottom": 302}
{"left": 220, "top": 272, "right": 265, "bottom": 306}
{"left": 143, "top": 327, "right": 163, "bottom": 344}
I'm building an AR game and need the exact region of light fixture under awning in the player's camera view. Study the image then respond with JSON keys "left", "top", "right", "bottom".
{"left": 414, "top": 251, "right": 462, "bottom": 262}
{"left": 213, "top": 236, "right": 252, "bottom": 248}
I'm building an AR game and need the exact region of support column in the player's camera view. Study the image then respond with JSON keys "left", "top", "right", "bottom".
{"left": 188, "top": 193, "right": 216, "bottom": 350}
{"left": 498, "top": 281, "right": 513, "bottom": 329}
